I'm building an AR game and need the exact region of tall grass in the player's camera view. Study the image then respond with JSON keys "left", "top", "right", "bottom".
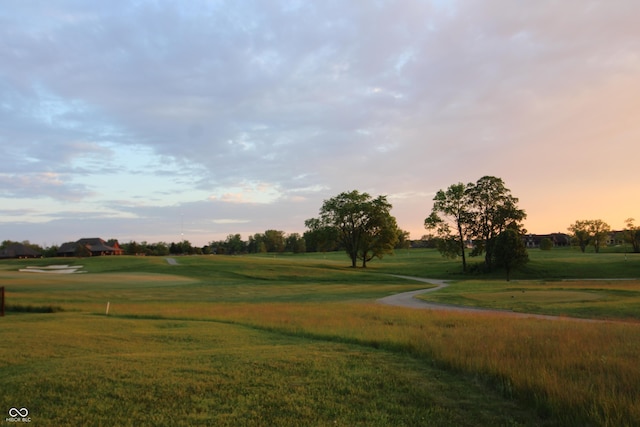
{"left": 0, "top": 314, "right": 541, "bottom": 426}
{"left": 127, "top": 301, "right": 639, "bottom": 427}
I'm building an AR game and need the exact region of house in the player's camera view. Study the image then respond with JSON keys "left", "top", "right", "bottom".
{"left": 57, "top": 238, "right": 123, "bottom": 257}
{"left": 524, "top": 233, "right": 571, "bottom": 248}
{"left": 106, "top": 240, "right": 124, "bottom": 255}
{"left": 0, "top": 243, "right": 41, "bottom": 259}
{"left": 606, "top": 231, "right": 626, "bottom": 246}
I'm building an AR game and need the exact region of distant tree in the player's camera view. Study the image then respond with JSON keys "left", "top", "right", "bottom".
{"left": 539, "top": 238, "right": 553, "bottom": 251}
{"left": 170, "top": 240, "right": 194, "bottom": 255}
{"left": 285, "top": 233, "right": 306, "bottom": 253}
{"left": 42, "top": 245, "right": 59, "bottom": 258}
{"left": 125, "top": 241, "right": 141, "bottom": 255}
{"left": 424, "top": 183, "right": 472, "bottom": 271}
{"left": 247, "top": 233, "right": 266, "bottom": 253}
{"left": 568, "top": 219, "right": 611, "bottom": 253}
{"left": 466, "top": 176, "right": 527, "bottom": 270}
{"left": 588, "top": 219, "right": 611, "bottom": 253}
{"left": 394, "top": 229, "right": 411, "bottom": 250}
{"left": 568, "top": 220, "right": 592, "bottom": 252}
{"left": 224, "top": 234, "right": 246, "bottom": 254}
{"left": 304, "top": 218, "right": 339, "bottom": 252}
{"left": 418, "top": 234, "right": 439, "bottom": 249}
{"left": 624, "top": 218, "right": 640, "bottom": 253}
{"left": 151, "top": 242, "right": 170, "bottom": 256}
{"left": 262, "top": 230, "right": 286, "bottom": 253}
{"left": 311, "top": 190, "right": 398, "bottom": 267}
{"left": 493, "top": 229, "right": 529, "bottom": 281}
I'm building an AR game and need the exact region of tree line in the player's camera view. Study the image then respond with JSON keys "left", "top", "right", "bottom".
{"left": 568, "top": 218, "right": 640, "bottom": 253}
{"left": 2, "top": 175, "right": 637, "bottom": 277}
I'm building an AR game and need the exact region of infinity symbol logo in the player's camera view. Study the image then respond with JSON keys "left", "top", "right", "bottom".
{"left": 8, "top": 407, "right": 29, "bottom": 417}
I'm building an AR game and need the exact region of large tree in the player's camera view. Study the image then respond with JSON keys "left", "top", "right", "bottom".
{"left": 311, "top": 190, "right": 398, "bottom": 267}
{"left": 466, "top": 176, "right": 527, "bottom": 270}
{"left": 357, "top": 204, "right": 399, "bottom": 268}
{"left": 424, "top": 182, "right": 472, "bottom": 271}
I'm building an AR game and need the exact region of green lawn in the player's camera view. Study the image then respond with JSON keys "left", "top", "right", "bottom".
{"left": 416, "top": 279, "right": 640, "bottom": 320}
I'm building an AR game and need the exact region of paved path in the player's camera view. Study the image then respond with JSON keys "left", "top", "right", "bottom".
{"left": 165, "top": 257, "right": 179, "bottom": 265}
{"left": 377, "top": 275, "right": 597, "bottom": 322}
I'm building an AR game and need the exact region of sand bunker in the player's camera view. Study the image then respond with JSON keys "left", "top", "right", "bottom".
{"left": 19, "top": 265, "right": 86, "bottom": 274}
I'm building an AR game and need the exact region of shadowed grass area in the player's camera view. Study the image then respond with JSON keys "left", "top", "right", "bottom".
{"left": 5, "top": 304, "right": 65, "bottom": 313}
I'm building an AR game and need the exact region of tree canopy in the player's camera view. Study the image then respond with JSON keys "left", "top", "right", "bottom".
{"left": 568, "top": 219, "right": 611, "bottom": 253}
{"left": 493, "top": 229, "right": 529, "bottom": 281}
{"left": 309, "top": 190, "right": 399, "bottom": 267}
{"left": 424, "top": 182, "right": 472, "bottom": 271}
{"left": 425, "top": 176, "right": 526, "bottom": 272}
{"left": 624, "top": 218, "right": 640, "bottom": 253}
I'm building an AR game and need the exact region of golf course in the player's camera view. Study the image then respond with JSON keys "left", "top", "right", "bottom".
{"left": 1, "top": 248, "right": 639, "bottom": 426}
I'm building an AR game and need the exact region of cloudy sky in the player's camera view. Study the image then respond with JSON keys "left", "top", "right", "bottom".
{"left": 1, "top": 1, "right": 639, "bottom": 247}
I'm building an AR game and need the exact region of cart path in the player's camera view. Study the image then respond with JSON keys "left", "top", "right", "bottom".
{"left": 377, "top": 275, "right": 599, "bottom": 322}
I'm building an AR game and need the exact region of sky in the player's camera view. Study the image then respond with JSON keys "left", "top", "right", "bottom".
{"left": 1, "top": 0, "right": 639, "bottom": 247}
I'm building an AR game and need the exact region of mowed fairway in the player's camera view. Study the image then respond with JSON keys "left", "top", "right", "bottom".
{"left": 1, "top": 250, "right": 640, "bottom": 426}
{"left": 416, "top": 279, "right": 640, "bottom": 320}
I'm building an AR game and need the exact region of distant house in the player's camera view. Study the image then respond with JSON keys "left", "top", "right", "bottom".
{"left": 606, "top": 231, "right": 625, "bottom": 246}
{"left": 524, "top": 233, "right": 571, "bottom": 248}
{"left": 0, "top": 243, "right": 41, "bottom": 259}
{"left": 106, "top": 240, "right": 124, "bottom": 255}
{"left": 57, "top": 238, "right": 123, "bottom": 257}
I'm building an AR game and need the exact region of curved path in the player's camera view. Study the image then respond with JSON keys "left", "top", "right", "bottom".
{"left": 377, "top": 275, "right": 597, "bottom": 322}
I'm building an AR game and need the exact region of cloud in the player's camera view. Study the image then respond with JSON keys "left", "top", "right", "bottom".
{"left": 0, "top": 1, "right": 638, "bottom": 245}
{"left": 0, "top": 172, "right": 94, "bottom": 201}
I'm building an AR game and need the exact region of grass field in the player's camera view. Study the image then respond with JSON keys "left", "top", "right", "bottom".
{"left": 416, "top": 278, "right": 640, "bottom": 321}
{"left": 1, "top": 249, "right": 639, "bottom": 426}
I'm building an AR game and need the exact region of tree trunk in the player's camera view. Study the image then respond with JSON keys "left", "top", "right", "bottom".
{"left": 457, "top": 224, "right": 467, "bottom": 272}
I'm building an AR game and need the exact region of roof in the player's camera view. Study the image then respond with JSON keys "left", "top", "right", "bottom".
{"left": 0, "top": 243, "right": 41, "bottom": 259}
{"left": 57, "top": 238, "right": 119, "bottom": 254}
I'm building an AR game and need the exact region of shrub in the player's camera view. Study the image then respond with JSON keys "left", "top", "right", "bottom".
{"left": 540, "top": 238, "right": 553, "bottom": 251}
